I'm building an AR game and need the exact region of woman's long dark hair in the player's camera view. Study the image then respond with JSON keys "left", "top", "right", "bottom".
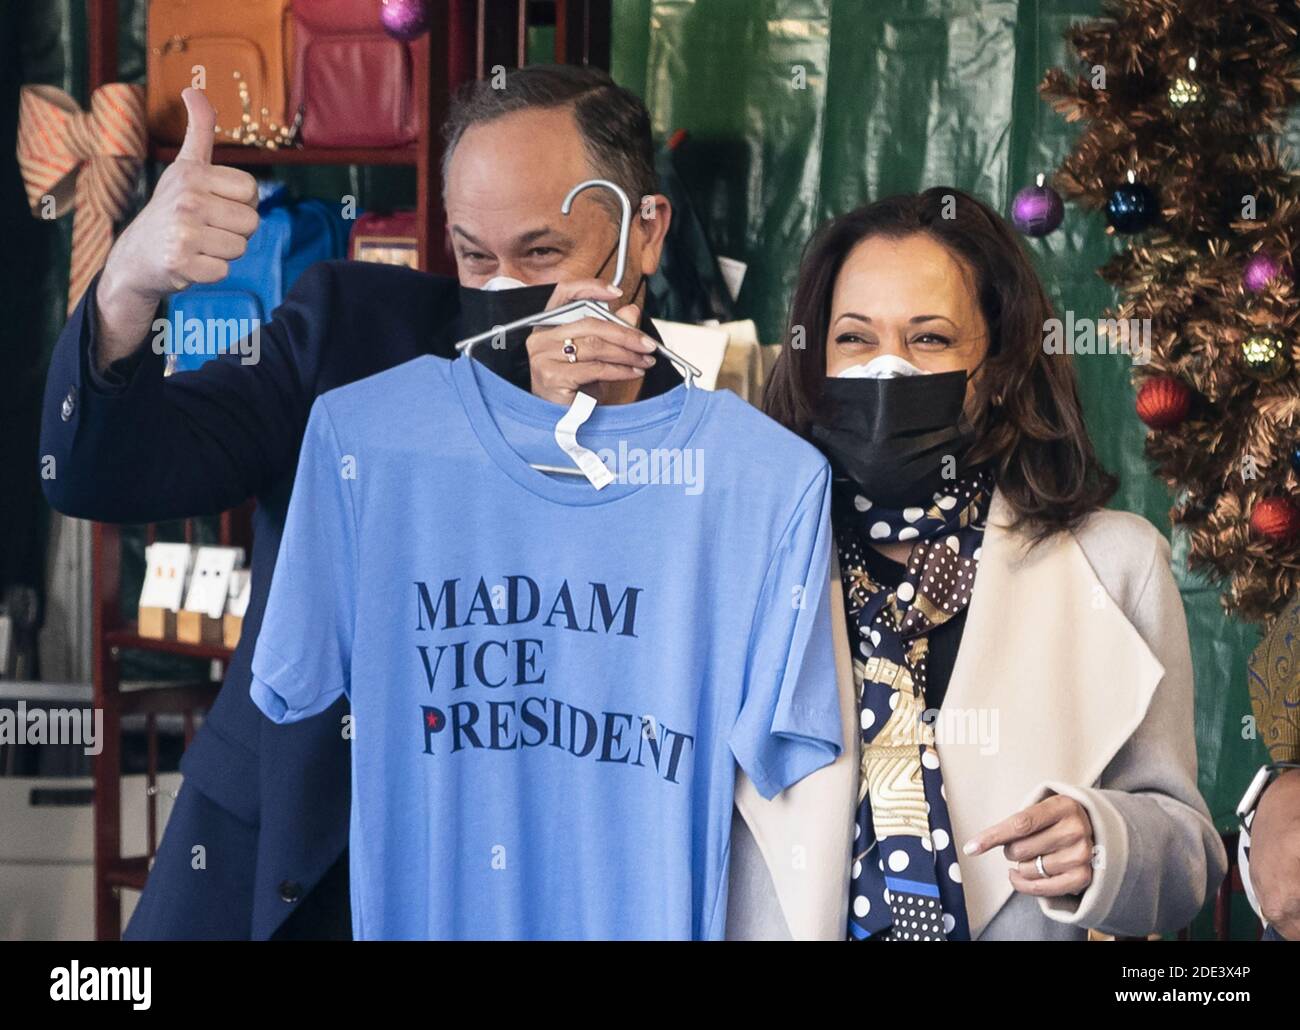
{"left": 763, "top": 186, "right": 1117, "bottom": 540}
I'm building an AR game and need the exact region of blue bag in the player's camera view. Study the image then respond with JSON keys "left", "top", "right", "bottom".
{"left": 162, "top": 183, "right": 352, "bottom": 373}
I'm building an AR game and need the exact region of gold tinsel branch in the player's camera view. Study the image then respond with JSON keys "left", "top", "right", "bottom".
{"left": 1044, "top": 0, "right": 1300, "bottom": 623}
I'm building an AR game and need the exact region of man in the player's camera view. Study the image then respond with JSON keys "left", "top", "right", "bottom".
{"left": 1242, "top": 770, "right": 1300, "bottom": 940}
{"left": 1240, "top": 595, "right": 1300, "bottom": 941}
{"left": 40, "top": 64, "right": 679, "bottom": 939}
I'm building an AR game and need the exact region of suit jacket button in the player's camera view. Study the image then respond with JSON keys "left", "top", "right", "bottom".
{"left": 279, "top": 880, "right": 302, "bottom": 903}
{"left": 60, "top": 386, "right": 77, "bottom": 422}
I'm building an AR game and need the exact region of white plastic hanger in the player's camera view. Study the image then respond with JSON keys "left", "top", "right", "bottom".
{"left": 455, "top": 179, "right": 703, "bottom": 481}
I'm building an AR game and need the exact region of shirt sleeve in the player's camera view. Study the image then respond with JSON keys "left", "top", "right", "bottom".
{"left": 250, "top": 395, "right": 357, "bottom": 723}
{"left": 730, "top": 465, "right": 843, "bottom": 800}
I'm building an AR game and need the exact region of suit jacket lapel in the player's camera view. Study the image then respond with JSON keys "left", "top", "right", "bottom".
{"left": 939, "top": 490, "right": 1166, "bottom": 937}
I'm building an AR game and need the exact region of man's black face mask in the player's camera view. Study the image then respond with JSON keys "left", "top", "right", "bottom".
{"left": 456, "top": 278, "right": 559, "bottom": 389}
{"left": 454, "top": 232, "right": 639, "bottom": 390}
{"left": 809, "top": 369, "right": 977, "bottom": 508}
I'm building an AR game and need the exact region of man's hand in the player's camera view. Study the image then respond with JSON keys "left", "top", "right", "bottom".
{"left": 965, "top": 794, "right": 1097, "bottom": 899}
{"left": 94, "top": 88, "right": 260, "bottom": 369}
{"left": 526, "top": 279, "right": 659, "bottom": 406}
{"left": 1251, "top": 767, "right": 1300, "bottom": 940}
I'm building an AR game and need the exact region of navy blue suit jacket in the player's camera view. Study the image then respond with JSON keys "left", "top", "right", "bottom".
{"left": 40, "top": 259, "right": 680, "bottom": 939}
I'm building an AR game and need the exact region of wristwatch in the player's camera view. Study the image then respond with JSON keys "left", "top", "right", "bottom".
{"left": 1236, "top": 761, "right": 1300, "bottom": 832}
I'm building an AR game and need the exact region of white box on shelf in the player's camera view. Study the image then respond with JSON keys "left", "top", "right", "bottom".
{"left": 183, "top": 547, "right": 245, "bottom": 619}
{"left": 138, "top": 542, "right": 193, "bottom": 613}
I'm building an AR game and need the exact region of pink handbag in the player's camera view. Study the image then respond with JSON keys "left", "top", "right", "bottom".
{"left": 289, "top": 0, "right": 417, "bottom": 148}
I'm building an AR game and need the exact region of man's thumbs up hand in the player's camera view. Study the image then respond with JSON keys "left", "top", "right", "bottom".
{"left": 176, "top": 87, "right": 217, "bottom": 165}
{"left": 127, "top": 87, "right": 260, "bottom": 295}
{"left": 95, "top": 88, "right": 261, "bottom": 363}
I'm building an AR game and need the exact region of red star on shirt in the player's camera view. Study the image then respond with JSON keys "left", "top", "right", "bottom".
{"left": 426, "top": 710, "right": 440, "bottom": 729}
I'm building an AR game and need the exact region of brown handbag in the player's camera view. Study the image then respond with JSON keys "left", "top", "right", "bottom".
{"left": 147, "top": 0, "right": 294, "bottom": 147}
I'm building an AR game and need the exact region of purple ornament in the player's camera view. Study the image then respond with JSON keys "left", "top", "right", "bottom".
{"left": 380, "top": 0, "right": 431, "bottom": 42}
{"left": 1011, "top": 175, "right": 1065, "bottom": 237}
{"left": 1243, "top": 251, "right": 1290, "bottom": 292}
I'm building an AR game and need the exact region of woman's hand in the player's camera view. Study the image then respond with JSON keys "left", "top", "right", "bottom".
{"left": 964, "top": 794, "right": 1096, "bottom": 898}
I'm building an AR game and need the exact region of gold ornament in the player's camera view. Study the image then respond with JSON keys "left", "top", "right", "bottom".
{"left": 217, "top": 71, "right": 303, "bottom": 149}
{"left": 1168, "top": 56, "right": 1204, "bottom": 111}
{"left": 1168, "top": 76, "right": 1203, "bottom": 109}
{"left": 1241, "top": 330, "right": 1290, "bottom": 382}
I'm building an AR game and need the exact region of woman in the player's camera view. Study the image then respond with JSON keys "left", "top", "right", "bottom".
{"left": 732, "top": 187, "right": 1226, "bottom": 940}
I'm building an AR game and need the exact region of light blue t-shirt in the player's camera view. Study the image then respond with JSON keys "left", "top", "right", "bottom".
{"left": 251, "top": 354, "right": 842, "bottom": 940}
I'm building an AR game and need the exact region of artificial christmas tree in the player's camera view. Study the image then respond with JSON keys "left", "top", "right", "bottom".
{"left": 1043, "top": 0, "right": 1300, "bottom": 622}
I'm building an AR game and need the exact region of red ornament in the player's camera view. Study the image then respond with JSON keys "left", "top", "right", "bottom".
{"left": 1250, "top": 497, "right": 1300, "bottom": 542}
{"left": 1136, "top": 376, "right": 1193, "bottom": 428}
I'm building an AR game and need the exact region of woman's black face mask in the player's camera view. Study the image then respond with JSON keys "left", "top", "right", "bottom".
{"left": 809, "top": 370, "right": 977, "bottom": 508}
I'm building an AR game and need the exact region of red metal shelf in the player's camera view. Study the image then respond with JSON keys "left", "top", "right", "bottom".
{"left": 105, "top": 626, "right": 234, "bottom": 662}
{"left": 148, "top": 141, "right": 420, "bottom": 167}
{"left": 117, "top": 681, "right": 221, "bottom": 717}
{"left": 103, "top": 856, "right": 150, "bottom": 891}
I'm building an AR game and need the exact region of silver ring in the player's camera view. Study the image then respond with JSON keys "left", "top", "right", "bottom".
{"left": 562, "top": 338, "right": 578, "bottom": 363}
{"left": 1034, "top": 854, "right": 1048, "bottom": 878}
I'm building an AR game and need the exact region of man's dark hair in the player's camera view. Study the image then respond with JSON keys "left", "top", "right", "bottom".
{"left": 441, "top": 64, "right": 657, "bottom": 211}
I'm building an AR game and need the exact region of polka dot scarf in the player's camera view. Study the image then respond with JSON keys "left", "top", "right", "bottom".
{"left": 833, "top": 468, "right": 995, "bottom": 941}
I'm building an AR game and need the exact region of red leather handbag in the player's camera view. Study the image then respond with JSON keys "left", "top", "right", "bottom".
{"left": 289, "top": 0, "right": 417, "bottom": 147}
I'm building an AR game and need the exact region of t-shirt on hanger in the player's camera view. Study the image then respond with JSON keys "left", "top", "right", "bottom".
{"left": 251, "top": 354, "right": 842, "bottom": 940}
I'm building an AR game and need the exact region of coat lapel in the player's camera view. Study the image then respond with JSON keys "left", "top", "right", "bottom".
{"left": 733, "top": 552, "right": 859, "bottom": 939}
{"left": 939, "top": 490, "right": 1166, "bottom": 937}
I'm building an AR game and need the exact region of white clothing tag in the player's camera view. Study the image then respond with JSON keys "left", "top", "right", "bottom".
{"left": 554, "top": 391, "right": 615, "bottom": 489}
{"left": 717, "top": 255, "right": 747, "bottom": 302}
{"left": 650, "top": 317, "right": 728, "bottom": 390}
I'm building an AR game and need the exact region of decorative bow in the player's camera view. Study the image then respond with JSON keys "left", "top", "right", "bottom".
{"left": 17, "top": 83, "right": 146, "bottom": 315}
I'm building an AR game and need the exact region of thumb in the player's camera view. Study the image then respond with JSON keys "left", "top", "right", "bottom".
{"left": 177, "top": 88, "right": 216, "bottom": 163}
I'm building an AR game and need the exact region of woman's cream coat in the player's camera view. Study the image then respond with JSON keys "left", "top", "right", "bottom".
{"left": 726, "top": 489, "right": 1228, "bottom": 940}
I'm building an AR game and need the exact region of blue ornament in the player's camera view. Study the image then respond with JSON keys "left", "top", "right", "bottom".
{"left": 1106, "top": 175, "right": 1158, "bottom": 234}
{"left": 1291, "top": 441, "right": 1300, "bottom": 475}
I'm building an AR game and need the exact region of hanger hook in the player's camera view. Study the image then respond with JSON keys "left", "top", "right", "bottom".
{"left": 561, "top": 179, "right": 631, "bottom": 293}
